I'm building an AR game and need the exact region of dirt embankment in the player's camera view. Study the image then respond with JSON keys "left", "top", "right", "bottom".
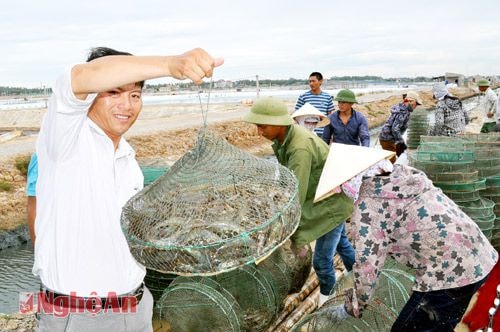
{"left": 0, "top": 87, "right": 478, "bottom": 232}
{"left": 129, "top": 87, "right": 477, "bottom": 162}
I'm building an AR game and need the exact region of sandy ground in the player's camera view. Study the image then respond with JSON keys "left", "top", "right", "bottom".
{"left": 0, "top": 87, "right": 478, "bottom": 232}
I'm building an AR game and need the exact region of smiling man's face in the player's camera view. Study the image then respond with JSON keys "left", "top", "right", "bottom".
{"left": 88, "top": 83, "right": 143, "bottom": 146}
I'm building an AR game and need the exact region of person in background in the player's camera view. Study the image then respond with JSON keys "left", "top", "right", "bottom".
{"left": 295, "top": 72, "right": 335, "bottom": 137}
{"left": 327, "top": 164, "right": 498, "bottom": 331}
{"left": 33, "top": 46, "right": 222, "bottom": 331}
{"left": 477, "top": 79, "right": 497, "bottom": 133}
{"left": 291, "top": 102, "right": 330, "bottom": 132}
{"left": 431, "top": 82, "right": 469, "bottom": 136}
{"left": 378, "top": 91, "right": 422, "bottom": 163}
{"left": 244, "top": 97, "right": 355, "bottom": 307}
{"left": 26, "top": 153, "right": 37, "bottom": 246}
{"left": 496, "top": 89, "right": 500, "bottom": 131}
{"left": 322, "top": 89, "right": 370, "bottom": 147}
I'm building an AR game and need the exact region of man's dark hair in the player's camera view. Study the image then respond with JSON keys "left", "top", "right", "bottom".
{"left": 86, "top": 47, "right": 145, "bottom": 88}
{"left": 309, "top": 72, "right": 323, "bottom": 81}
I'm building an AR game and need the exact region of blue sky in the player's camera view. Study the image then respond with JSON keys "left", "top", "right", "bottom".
{"left": 1, "top": 0, "right": 499, "bottom": 87}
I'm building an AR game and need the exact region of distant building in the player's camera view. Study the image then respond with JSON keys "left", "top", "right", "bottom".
{"left": 432, "top": 72, "right": 465, "bottom": 87}
{"left": 214, "top": 80, "right": 234, "bottom": 89}
{"left": 445, "top": 72, "right": 464, "bottom": 86}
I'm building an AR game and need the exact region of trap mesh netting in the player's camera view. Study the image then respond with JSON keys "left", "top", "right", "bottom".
{"left": 121, "top": 129, "right": 301, "bottom": 275}
{"left": 292, "top": 258, "right": 415, "bottom": 332}
{"left": 155, "top": 276, "right": 243, "bottom": 332}
{"left": 153, "top": 242, "right": 312, "bottom": 332}
{"left": 409, "top": 134, "right": 500, "bottom": 244}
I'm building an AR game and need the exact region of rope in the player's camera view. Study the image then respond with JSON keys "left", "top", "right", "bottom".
{"left": 180, "top": 77, "right": 214, "bottom": 169}
{"left": 197, "top": 77, "right": 213, "bottom": 128}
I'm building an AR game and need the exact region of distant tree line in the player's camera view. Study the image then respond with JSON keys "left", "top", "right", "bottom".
{"left": 0, "top": 86, "right": 51, "bottom": 96}
{"left": 2, "top": 75, "right": 437, "bottom": 96}
{"left": 145, "top": 76, "right": 435, "bottom": 90}
{"left": 328, "top": 76, "right": 434, "bottom": 83}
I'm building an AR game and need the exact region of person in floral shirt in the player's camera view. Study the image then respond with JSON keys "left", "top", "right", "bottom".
{"left": 328, "top": 165, "right": 498, "bottom": 331}
{"left": 431, "top": 82, "right": 469, "bottom": 136}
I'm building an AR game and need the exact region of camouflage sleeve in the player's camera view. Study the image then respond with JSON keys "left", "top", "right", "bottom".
{"left": 434, "top": 104, "right": 445, "bottom": 134}
{"left": 463, "top": 103, "right": 470, "bottom": 125}
{"left": 390, "top": 112, "right": 407, "bottom": 144}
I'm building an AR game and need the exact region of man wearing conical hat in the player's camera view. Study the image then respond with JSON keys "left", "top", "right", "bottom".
{"left": 244, "top": 97, "right": 355, "bottom": 307}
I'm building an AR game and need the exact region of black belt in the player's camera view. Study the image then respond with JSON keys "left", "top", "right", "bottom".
{"left": 40, "top": 282, "right": 144, "bottom": 310}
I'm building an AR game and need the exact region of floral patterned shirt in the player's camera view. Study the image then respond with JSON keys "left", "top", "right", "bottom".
{"left": 433, "top": 97, "right": 469, "bottom": 136}
{"left": 348, "top": 165, "right": 498, "bottom": 314}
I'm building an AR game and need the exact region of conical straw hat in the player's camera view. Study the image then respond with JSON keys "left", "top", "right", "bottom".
{"left": 314, "top": 143, "right": 395, "bottom": 202}
{"left": 291, "top": 103, "right": 330, "bottom": 128}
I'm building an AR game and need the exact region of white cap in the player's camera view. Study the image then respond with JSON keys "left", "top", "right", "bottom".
{"left": 405, "top": 91, "right": 423, "bottom": 105}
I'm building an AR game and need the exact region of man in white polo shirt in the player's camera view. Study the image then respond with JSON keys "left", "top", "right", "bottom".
{"left": 33, "top": 47, "right": 223, "bottom": 331}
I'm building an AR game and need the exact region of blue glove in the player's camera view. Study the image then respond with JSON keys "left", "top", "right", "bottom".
{"left": 325, "top": 304, "right": 350, "bottom": 321}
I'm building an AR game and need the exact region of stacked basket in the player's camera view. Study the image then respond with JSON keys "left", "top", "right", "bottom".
{"left": 409, "top": 136, "right": 495, "bottom": 239}
{"left": 154, "top": 244, "right": 312, "bottom": 332}
{"left": 406, "top": 108, "right": 430, "bottom": 149}
{"left": 123, "top": 130, "right": 307, "bottom": 332}
{"left": 292, "top": 258, "right": 415, "bottom": 332}
{"left": 463, "top": 133, "right": 500, "bottom": 178}
{"left": 460, "top": 133, "right": 500, "bottom": 249}
{"left": 484, "top": 176, "right": 500, "bottom": 250}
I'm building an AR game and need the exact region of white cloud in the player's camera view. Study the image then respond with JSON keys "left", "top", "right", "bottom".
{"left": 1, "top": 0, "right": 500, "bottom": 87}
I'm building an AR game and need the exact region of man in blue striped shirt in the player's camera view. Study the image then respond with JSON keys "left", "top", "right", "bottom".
{"left": 295, "top": 72, "right": 335, "bottom": 137}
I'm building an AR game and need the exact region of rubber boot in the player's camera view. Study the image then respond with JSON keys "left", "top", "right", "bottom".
{"left": 318, "top": 293, "right": 329, "bottom": 307}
